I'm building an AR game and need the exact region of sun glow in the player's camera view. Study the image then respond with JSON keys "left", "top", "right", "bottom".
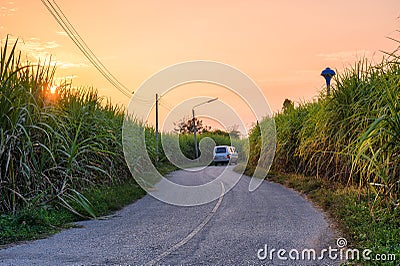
{"left": 50, "top": 85, "right": 57, "bottom": 94}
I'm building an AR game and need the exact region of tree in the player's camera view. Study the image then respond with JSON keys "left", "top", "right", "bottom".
{"left": 210, "top": 129, "right": 229, "bottom": 137}
{"left": 228, "top": 125, "right": 241, "bottom": 139}
{"left": 174, "top": 116, "right": 211, "bottom": 134}
{"left": 282, "top": 98, "right": 294, "bottom": 111}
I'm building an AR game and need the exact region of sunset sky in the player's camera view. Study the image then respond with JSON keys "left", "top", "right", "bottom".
{"left": 1, "top": 1, "right": 400, "bottom": 134}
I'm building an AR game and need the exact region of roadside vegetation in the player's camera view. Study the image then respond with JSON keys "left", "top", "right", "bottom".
{"left": 241, "top": 47, "right": 400, "bottom": 262}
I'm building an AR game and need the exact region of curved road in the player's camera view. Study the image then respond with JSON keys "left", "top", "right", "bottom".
{"left": 0, "top": 166, "right": 339, "bottom": 265}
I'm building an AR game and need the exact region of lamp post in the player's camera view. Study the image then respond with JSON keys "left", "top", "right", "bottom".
{"left": 192, "top": 97, "right": 218, "bottom": 159}
{"left": 321, "top": 67, "right": 336, "bottom": 95}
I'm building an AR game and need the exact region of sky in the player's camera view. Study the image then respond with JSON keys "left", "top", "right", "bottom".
{"left": 1, "top": 1, "right": 400, "bottom": 134}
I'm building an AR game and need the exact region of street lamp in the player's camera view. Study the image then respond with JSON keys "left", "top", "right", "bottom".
{"left": 321, "top": 67, "right": 336, "bottom": 95}
{"left": 192, "top": 97, "right": 218, "bottom": 159}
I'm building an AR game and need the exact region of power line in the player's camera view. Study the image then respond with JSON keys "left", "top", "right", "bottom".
{"left": 134, "top": 96, "right": 153, "bottom": 103}
{"left": 159, "top": 99, "right": 174, "bottom": 111}
{"left": 51, "top": 1, "right": 131, "bottom": 94}
{"left": 41, "top": 0, "right": 132, "bottom": 98}
{"left": 159, "top": 102, "right": 171, "bottom": 111}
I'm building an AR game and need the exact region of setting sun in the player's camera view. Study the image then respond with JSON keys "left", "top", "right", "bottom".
{"left": 50, "top": 85, "right": 57, "bottom": 94}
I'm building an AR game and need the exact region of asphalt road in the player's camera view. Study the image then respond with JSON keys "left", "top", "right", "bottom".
{"left": 0, "top": 166, "right": 339, "bottom": 265}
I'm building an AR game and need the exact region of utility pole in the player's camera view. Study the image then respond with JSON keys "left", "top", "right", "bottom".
{"left": 192, "top": 108, "right": 198, "bottom": 158}
{"left": 192, "top": 97, "right": 218, "bottom": 159}
{"left": 155, "top": 93, "right": 159, "bottom": 163}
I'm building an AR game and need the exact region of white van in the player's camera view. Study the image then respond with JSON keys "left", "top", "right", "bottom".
{"left": 213, "top": 145, "right": 238, "bottom": 165}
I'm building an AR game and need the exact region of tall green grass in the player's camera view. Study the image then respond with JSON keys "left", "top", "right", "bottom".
{"left": 267, "top": 55, "right": 400, "bottom": 208}
{"left": 1, "top": 37, "right": 57, "bottom": 214}
{"left": 242, "top": 118, "right": 276, "bottom": 178}
{"left": 0, "top": 38, "right": 132, "bottom": 216}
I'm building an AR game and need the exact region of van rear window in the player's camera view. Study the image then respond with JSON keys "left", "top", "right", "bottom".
{"left": 215, "top": 147, "right": 227, "bottom": 153}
